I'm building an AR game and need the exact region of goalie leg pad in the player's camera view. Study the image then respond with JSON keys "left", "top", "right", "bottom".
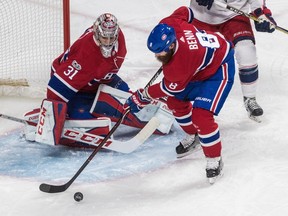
{"left": 23, "top": 108, "right": 40, "bottom": 141}
{"left": 150, "top": 100, "right": 174, "bottom": 134}
{"left": 60, "top": 117, "right": 112, "bottom": 148}
{"left": 22, "top": 107, "right": 113, "bottom": 147}
{"left": 35, "top": 99, "right": 67, "bottom": 145}
{"left": 90, "top": 84, "right": 174, "bottom": 134}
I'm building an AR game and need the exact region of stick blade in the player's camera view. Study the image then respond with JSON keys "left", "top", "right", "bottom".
{"left": 39, "top": 183, "right": 68, "bottom": 193}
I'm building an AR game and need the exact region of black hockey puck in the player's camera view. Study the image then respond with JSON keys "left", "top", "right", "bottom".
{"left": 74, "top": 192, "right": 83, "bottom": 202}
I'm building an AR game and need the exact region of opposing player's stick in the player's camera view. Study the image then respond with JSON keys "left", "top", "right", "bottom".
{"left": 214, "top": 1, "right": 288, "bottom": 35}
{"left": 0, "top": 113, "right": 159, "bottom": 154}
{"left": 39, "top": 66, "right": 163, "bottom": 193}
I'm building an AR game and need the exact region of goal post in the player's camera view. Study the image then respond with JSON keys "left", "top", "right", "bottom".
{"left": 0, "top": 0, "right": 70, "bottom": 97}
{"left": 63, "top": 0, "right": 71, "bottom": 52}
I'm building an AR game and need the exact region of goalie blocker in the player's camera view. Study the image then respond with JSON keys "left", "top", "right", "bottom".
{"left": 23, "top": 85, "right": 175, "bottom": 147}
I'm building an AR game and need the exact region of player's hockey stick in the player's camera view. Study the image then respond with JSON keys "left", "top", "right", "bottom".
{"left": 0, "top": 114, "right": 37, "bottom": 126}
{"left": 0, "top": 113, "right": 159, "bottom": 154}
{"left": 38, "top": 66, "right": 163, "bottom": 193}
{"left": 214, "top": 1, "right": 288, "bottom": 35}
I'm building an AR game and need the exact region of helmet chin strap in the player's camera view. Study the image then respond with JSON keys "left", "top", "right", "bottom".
{"left": 100, "top": 45, "right": 114, "bottom": 58}
{"left": 93, "top": 35, "right": 115, "bottom": 58}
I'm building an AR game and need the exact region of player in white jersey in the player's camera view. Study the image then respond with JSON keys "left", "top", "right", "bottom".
{"left": 190, "top": 0, "right": 277, "bottom": 122}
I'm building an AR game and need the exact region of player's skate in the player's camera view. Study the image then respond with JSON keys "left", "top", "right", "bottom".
{"left": 176, "top": 134, "right": 200, "bottom": 158}
{"left": 244, "top": 97, "right": 263, "bottom": 123}
{"left": 206, "top": 156, "right": 224, "bottom": 184}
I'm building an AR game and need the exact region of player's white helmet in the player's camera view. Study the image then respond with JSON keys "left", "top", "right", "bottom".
{"left": 93, "top": 13, "right": 119, "bottom": 58}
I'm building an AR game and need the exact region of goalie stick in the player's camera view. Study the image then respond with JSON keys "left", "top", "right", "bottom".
{"left": 0, "top": 113, "right": 159, "bottom": 154}
{"left": 214, "top": 1, "right": 288, "bottom": 35}
{"left": 39, "top": 66, "right": 163, "bottom": 193}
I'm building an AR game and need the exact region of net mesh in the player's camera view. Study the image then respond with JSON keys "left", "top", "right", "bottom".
{"left": 0, "top": 0, "right": 64, "bottom": 97}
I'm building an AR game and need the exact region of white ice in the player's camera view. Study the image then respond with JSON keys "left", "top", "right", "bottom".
{"left": 1, "top": 0, "right": 288, "bottom": 215}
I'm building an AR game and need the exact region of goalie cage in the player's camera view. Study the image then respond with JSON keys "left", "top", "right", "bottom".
{"left": 0, "top": 0, "right": 70, "bottom": 97}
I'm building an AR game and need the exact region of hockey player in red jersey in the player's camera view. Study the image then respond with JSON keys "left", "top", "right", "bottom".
{"left": 124, "top": 6, "right": 236, "bottom": 183}
{"left": 48, "top": 13, "right": 129, "bottom": 119}
{"left": 32, "top": 13, "right": 131, "bottom": 146}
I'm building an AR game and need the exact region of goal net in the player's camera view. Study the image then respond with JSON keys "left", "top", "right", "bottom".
{"left": 0, "top": 0, "right": 70, "bottom": 97}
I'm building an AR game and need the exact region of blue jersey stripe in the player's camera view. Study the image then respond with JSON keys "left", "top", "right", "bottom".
{"left": 48, "top": 75, "right": 77, "bottom": 102}
{"left": 187, "top": 7, "right": 194, "bottom": 23}
{"left": 199, "top": 47, "right": 215, "bottom": 70}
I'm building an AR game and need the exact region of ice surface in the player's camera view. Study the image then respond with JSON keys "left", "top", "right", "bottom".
{"left": 1, "top": 0, "right": 288, "bottom": 215}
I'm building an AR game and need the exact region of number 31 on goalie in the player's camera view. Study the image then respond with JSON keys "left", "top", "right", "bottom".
{"left": 64, "top": 60, "right": 82, "bottom": 80}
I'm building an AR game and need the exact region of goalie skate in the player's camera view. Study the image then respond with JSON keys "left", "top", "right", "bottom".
{"left": 244, "top": 97, "right": 263, "bottom": 123}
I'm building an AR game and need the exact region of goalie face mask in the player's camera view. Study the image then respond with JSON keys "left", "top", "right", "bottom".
{"left": 93, "top": 13, "right": 119, "bottom": 58}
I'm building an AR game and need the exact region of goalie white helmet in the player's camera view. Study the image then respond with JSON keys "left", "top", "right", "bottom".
{"left": 93, "top": 13, "right": 119, "bottom": 58}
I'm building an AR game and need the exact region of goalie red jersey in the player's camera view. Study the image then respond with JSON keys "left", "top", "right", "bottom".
{"left": 47, "top": 26, "right": 127, "bottom": 103}
{"left": 147, "top": 6, "right": 231, "bottom": 99}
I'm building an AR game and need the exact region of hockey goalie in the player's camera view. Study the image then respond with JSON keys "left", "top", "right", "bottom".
{"left": 21, "top": 13, "right": 174, "bottom": 152}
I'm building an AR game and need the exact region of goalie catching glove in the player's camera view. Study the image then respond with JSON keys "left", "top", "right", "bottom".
{"left": 124, "top": 89, "right": 152, "bottom": 113}
{"left": 251, "top": 7, "right": 277, "bottom": 33}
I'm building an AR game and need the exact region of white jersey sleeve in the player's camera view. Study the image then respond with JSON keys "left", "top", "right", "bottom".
{"left": 189, "top": 0, "right": 262, "bottom": 25}
{"left": 248, "top": 0, "right": 262, "bottom": 11}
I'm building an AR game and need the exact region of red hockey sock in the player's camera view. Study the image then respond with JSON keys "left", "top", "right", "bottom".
{"left": 192, "top": 108, "right": 222, "bottom": 158}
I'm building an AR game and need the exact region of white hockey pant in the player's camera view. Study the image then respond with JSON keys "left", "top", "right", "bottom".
{"left": 235, "top": 40, "right": 258, "bottom": 98}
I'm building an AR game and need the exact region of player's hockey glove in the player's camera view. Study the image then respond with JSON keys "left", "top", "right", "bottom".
{"left": 251, "top": 7, "right": 277, "bottom": 33}
{"left": 196, "top": 0, "right": 214, "bottom": 10}
{"left": 124, "top": 89, "right": 152, "bottom": 113}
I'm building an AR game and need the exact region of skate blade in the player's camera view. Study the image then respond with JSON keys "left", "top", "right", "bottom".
{"left": 176, "top": 144, "right": 201, "bottom": 159}
{"left": 208, "top": 172, "right": 224, "bottom": 185}
{"left": 248, "top": 114, "right": 262, "bottom": 123}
